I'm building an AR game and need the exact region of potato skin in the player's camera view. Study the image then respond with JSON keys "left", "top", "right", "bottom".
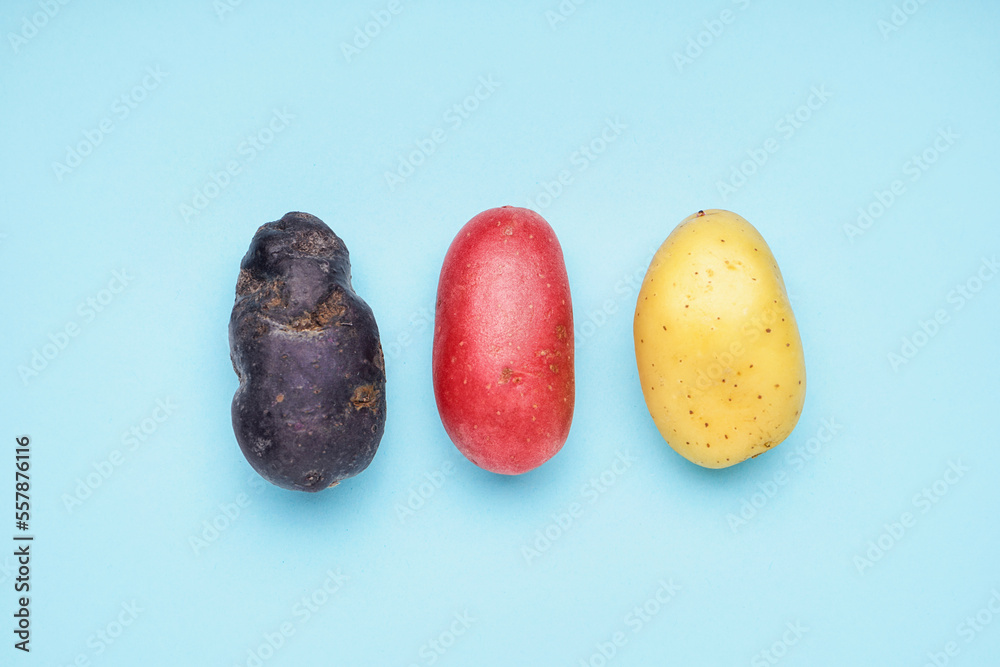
{"left": 432, "top": 207, "right": 574, "bottom": 475}
{"left": 229, "top": 212, "right": 386, "bottom": 491}
{"left": 634, "top": 209, "right": 806, "bottom": 468}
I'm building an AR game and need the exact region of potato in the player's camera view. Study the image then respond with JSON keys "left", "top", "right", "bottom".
{"left": 432, "top": 207, "right": 574, "bottom": 474}
{"left": 229, "top": 212, "right": 386, "bottom": 491}
{"left": 633, "top": 209, "right": 805, "bottom": 468}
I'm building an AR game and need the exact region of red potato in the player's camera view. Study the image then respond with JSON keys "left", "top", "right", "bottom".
{"left": 432, "top": 207, "right": 575, "bottom": 474}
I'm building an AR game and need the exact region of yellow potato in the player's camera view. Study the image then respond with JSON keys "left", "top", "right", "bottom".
{"left": 634, "top": 209, "right": 806, "bottom": 468}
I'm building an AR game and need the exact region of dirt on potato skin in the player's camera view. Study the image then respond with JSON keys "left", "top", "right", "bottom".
{"left": 229, "top": 212, "right": 386, "bottom": 492}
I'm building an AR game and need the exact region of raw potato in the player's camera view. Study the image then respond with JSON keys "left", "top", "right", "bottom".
{"left": 634, "top": 209, "right": 805, "bottom": 468}
{"left": 229, "top": 212, "right": 386, "bottom": 491}
{"left": 432, "top": 206, "right": 574, "bottom": 475}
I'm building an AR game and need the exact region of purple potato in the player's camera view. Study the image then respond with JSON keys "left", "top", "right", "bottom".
{"left": 229, "top": 212, "right": 386, "bottom": 491}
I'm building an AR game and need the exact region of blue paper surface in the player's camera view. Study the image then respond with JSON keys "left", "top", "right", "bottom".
{"left": 3, "top": 1, "right": 999, "bottom": 665}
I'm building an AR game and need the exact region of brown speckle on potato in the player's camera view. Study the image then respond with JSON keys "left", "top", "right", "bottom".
{"left": 288, "top": 289, "right": 347, "bottom": 331}
{"left": 350, "top": 384, "right": 379, "bottom": 412}
{"left": 291, "top": 229, "right": 341, "bottom": 255}
{"left": 236, "top": 269, "right": 265, "bottom": 296}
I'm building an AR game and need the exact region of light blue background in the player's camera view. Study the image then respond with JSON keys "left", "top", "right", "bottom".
{"left": 3, "top": 1, "right": 999, "bottom": 665}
